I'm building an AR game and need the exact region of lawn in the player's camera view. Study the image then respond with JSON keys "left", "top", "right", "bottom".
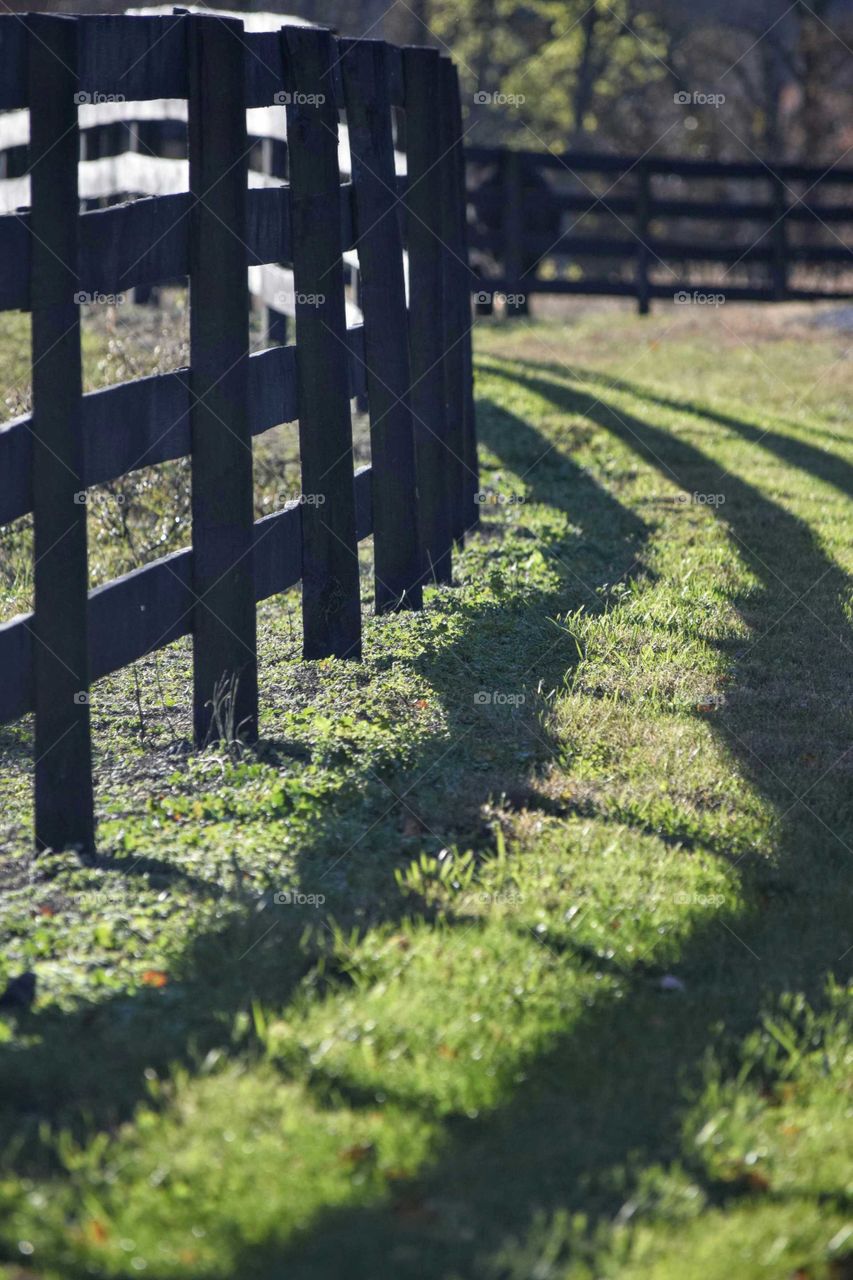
{"left": 0, "top": 300, "right": 851, "bottom": 1279}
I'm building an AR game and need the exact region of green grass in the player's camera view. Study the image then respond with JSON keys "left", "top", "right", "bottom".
{"left": 0, "top": 301, "right": 851, "bottom": 1279}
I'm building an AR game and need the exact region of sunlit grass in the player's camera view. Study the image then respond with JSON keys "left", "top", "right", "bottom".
{"left": 0, "top": 301, "right": 851, "bottom": 1279}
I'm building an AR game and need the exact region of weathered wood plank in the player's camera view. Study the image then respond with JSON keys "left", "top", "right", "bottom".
{"left": 0, "top": 18, "right": 28, "bottom": 110}
{"left": 247, "top": 186, "right": 292, "bottom": 265}
{"left": 77, "top": 15, "right": 187, "bottom": 102}
{"left": 79, "top": 192, "right": 189, "bottom": 295}
{"left": 83, "top": 369, "right": 191, "bottom": 488}
{"left": 447, "top": 61, "right": 479, "bottom": 532}
{"left": 340, "top": 37, "right": 422, "bottom": 612}
{"left": 0, "top": 466, "right": 375, "bottom": 727}
{"left": 438, "top": 55, "right": 471, "bottom": 543}
{"left": 243, "top": 31, "right": 402, "bottom": 109}
{"left": 89, "top": 548, "right": 192, "bottom": 681}
{"left": 248, "top": 344, "right": 298, "bottom": 437}
{"left": 27, "top": 14, "right": 95, "bottom": 851}
{"left": 0, "top": 330, "right": 372, "bottom": 528}
{"left": 187, "top": 13, "right": 258, "bottom": 743}
{"left": 247, "top": 185, "right": 358, "bottom": 262}
{"left": 403, "top": 44, "right": 453, "bottom": 584}
{"left": 284, "top": 24, "right": 362, "bottom": 660}
{"left": 0, "top": 184, "right": 355, "bottom": 314}
{"left": 243, "top": 30, "right": 286, "bottom": 109}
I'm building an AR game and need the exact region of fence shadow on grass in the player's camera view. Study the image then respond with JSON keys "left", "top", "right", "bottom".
{"left": 0, "top": 395, "right": 649, "bottom": 1192}
{"left": 217, "top": 361, "right": 853, "bottom": 1279}
{"left": 500, "top": 354, "right": 853, "bottom": 504}
{"left": 3, "top": 358, "right": 851, "bottom": 1277}
{"left": 3, "top": 363, "right": 845, "bottom": 1280}
{"left": 1, "top": 361, "right": 850, "bottom": 1277}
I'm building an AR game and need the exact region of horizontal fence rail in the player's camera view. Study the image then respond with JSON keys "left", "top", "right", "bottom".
{"left": 465, "top": 144, "right": 853, "bottom": 315}
{"left": 0, "top": 13, "right": 476, "bottom": 853}
{"left": 0, "top": 9, "right": 408, "bottom": 335}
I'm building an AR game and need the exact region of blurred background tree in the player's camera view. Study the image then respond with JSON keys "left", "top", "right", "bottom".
{"left": 5, "top": 0, "right": 850, "bottom": 163}
{"left": 420, "top": 0, "right": 853, "bottom": 163}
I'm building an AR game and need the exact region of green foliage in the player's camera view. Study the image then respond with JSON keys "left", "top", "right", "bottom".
{"left": 429, "top": 0, "right": 671, "bottom": 147}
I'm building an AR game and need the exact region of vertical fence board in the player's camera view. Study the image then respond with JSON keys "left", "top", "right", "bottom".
{"left": 284, "top": 25, "right": 362, "bottom": 659}
{"left": 502, "top": 149, "right": 527, "bottom": 317}
{"left": 28, "top": 15, "right": 95, "bottom": 852}
{"left": 403, "top": 45, "right": 453, "bottom": 585}
{"left": 771, "top": 172, "right": 788, "bottom": 302}
{"left": 438, "top": 55, "right": 471, "bottom": 544}
{"left": 340, "top": 38, "right": 422, "bottom": 612}
{"left": 636, "top": 161, "right": 651, "bottom": 316}
{"left": 187, "top": 14, "right": 258, "bottom": 743}
{"left": 450, "top": 70, "right": 480, "bottom": 530}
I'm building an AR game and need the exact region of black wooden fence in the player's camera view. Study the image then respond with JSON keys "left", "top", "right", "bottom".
{"left": 0, "top": 14, "right": 478, "bottom": 852}
{"left": 466, "top": 145, "right": 853, "bottom": 314}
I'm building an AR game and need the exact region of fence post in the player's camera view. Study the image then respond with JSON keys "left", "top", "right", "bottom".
{"left": 403, "top": 44, "right": 453, "bottom": 585}
{"left": 453, "top": 83, "right": 480, "bottom": 530}
{"left": 284, "top": 25, "right": 362, "bottom": 658}
{"left": 187, "top": 14, "right": 258, "bottom": 744}
{"left": 438, "top": 55, "right": 472, "bottom": 544}
{"left": 770, "top": 172, "right": 789, "bottom": 301}
{"left": 636, "top": 160, "right": 651, "bottom": 315}
{"left": 502, "top": 149, "right": 527, "bottom": 317}
{"left": 28, "top": 15, "right": 96, "bottom": 852}
{"left": 339, "top": 38, "right": 423, "bottom": 613}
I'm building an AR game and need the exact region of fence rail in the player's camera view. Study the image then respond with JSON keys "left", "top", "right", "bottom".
{"left": 465, "top": 144, "right": 853, "bottom": 314}
{"left": 0, "top": 13, "right": 477, "bottom": 852}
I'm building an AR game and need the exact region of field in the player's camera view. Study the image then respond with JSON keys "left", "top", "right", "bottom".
{"left": 0, "top": 300, "right": 851, "bottom": 1278}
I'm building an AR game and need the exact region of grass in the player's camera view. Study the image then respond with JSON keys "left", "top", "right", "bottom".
{"left": 0, "top": 300, "right": 851, "bottom": 1279}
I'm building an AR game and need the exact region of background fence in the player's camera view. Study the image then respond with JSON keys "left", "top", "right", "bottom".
{"left": 466, "top": 145, "right": 853, "bottom": 315}
{"left": 0, "top": 13, "right": 478, "bottom": 852}
{"left": 8, "top": 92, "right": 852, "bottom": 327}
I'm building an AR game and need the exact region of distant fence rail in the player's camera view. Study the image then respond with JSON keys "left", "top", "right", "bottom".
{"left": 465, "top": 145, "right": 853, "bottom": 314}
{"left": 0, "top": 13, "right": 477, "bottom": 852}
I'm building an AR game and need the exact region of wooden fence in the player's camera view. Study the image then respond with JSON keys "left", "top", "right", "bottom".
{"left": 466, "top": 145, "right": 853, "bottom": 314}
{"left": 0, "top": 10, "right": 402, "bottom": 335}
{"left": 0, "top": 13, "right": 478, "bottom": 852}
